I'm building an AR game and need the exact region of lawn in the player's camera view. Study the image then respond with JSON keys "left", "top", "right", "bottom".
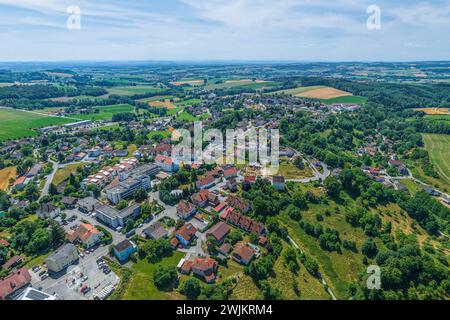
{"left": 147, "top": 130, "right": 171, "bottom": 140}
{"left": 73, "top": 104, "right": 135, "bottom": 121}
{"left": 0, "top": 166, "right": 16, "bottom": 191}
{"left": 24, "top": 250, "right": 51, "bottom": 269}
{"left": 0, "top": 108, "right": 75, "bottom": 141}
{"left": 52, "top": 163, "right": 85, "bottom": 186}
{"left": 122, "top": 251, "right": 185, "bottom": 300}
{"left": 423, "top": 134, "right": 450, "bottom": 186}
{"left": 176, "top": 111, "right": 200, "bottom": 122}
{"left": 278, "top": 162, "right": 314, "bottom": 179}
{"left": 271, "top": 242, "right": 330, "bottom": 300}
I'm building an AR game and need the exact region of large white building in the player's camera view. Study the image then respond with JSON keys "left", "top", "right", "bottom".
{"left": 105, "top": 164, "right": 159, "bottom": 204}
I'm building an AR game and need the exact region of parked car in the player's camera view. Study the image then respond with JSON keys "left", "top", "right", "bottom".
{"left": 82, "top": 276, "right": 88, "bottom": 282}
{"left": 40, "top": 274, "right": 48, "bottom": 280}
{"left": 38, "top": 270, "right": 46, "bottom": 277}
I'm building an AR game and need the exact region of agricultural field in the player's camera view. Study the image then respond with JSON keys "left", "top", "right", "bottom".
{"left": 147, "top": 130, "right": 171, "bottom": 140}
{"left": 295, "top": 87, "right": 351, "bottom": 99}
{"left": 107, "top": 85, "right": 164, "bottom": 96}
{"left": 149, "top": 99, "right": 176, "bottom": 109}
{"left": 272, "top": 86, "right": 367, "bottom": 105}
{"left": 423, "top": 134, "right": 450, "bottom": 186}
{"left": 0, "top": 166, "right": 16, "bottom": 190}
{"left": 73, "top": 104, "right": 135, "bottom": 121}
{"left": 0, "top": 108, "right": 75, "bottom": 141}
{"left": 414, "top": 108, "right": 450, "bottom": 115}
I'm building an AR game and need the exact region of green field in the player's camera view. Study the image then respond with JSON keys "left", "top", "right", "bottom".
{"left": 107, "top": 85, "right": 164, "bottom": 96}
{"left": 52, "top": 163, "right": 85, "bottom": 186}
{"left": 147, "top": 130, "right": 171, "bottom": 139}
{"left": 0, "top": 108, "right": 75, "bottom": 141}
{"left": 73, "top": 104, "right": 135, "bottom": 121}
{"left": 176, "top": 111, "right": 208, "bottom": 122}
{"left": 423, "top": 134, "right": 450, "bottom": 185}
{"left": 122, "top": 251, "right": 184, "bottom": 300}
{"left": 319, "top": 95, "right": 368, "bottom": 105}
{"left": 424, "top": 114, "right": 450, "bottom": 122}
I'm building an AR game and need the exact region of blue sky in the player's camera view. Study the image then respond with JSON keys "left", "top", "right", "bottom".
{"left": 0, "top": 0, "right": 449, "bottom": 61}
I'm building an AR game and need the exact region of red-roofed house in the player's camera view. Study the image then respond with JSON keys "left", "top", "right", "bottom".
{"left": 206, "top": 222, "right": 230, "bottom": 243}
{"left": 0, "top": 268, "right": 31, "bottom": 300}
{"left": 226, "top": 196, "right": 250, "bottom": 213}
{"left": 191, "top": 189, "right": 220, "bottom": 208}
{"left": 66, "top": 223, "right": 102, "bottom": 248}
{"left": 155, "top": 155, "right": 178, "bottom": 172}
{"left": 232, "top": 242, "right": 255, "bottom": 266}
{"left": 223, "top": 167, "right": 238, "bottom": 179}
{"left": 177, "top": 200, "right": 197, "bottom": 219}
{"left": 191, "top": 257, "right": 218, "bottom": 283}
{"left": 173, "top": 223, "right": 197, "bottom": 248}
{"left": 195, "top": 174, "right": 216, "bottom": 190}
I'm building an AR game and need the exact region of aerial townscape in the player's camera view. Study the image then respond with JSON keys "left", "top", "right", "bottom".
{"left": 0, "top": 61, "right": 449, "bottom": 301}
{"left": 0, "top": 0, "right": 450, "bottom": 305}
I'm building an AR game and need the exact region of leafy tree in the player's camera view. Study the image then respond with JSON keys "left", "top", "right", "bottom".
{"left": 362, "top": 237, "right": 378, "bottom": 258}
{"left": 153, "top": 265, "right": 178, "bottom": 291}
{"left": 181, "top": 278, "right": 202, "bottom": 300}
{"left": 116, "top": 200, "right": 128, "bottom": 210}
{"left": 133, "top": 188, "right": 148, "bottom": 202}
{"left": 49, "top": 183, "right": 58, "bottom": 196}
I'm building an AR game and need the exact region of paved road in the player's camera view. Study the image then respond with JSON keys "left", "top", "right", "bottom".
{"left": 287, "top": 236, "right": 338, "bottom": 300}
{"left": 40, "top": 159, "right": 58, "bottom": 200}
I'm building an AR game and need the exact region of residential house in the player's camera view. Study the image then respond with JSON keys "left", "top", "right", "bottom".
{"left": 25, "top": 163, "right": 41, "bottom": 178}
{"left": 66, "top": 224, "right": 102, "bottom": 248}
{"left": 155, "top": 155, "right": 179, "bottom": 172}
{"left": 232, "top": 242, "right": 255, "bottom": 265}
{"left": 226, "top": 177, "right": 238, "bottom": 192}
{"left": 190, "top": 257, "right": 218, "bottom": 283}
{"left": 12, "top": 177, "right": 27, "bottom": 190}
{"left": 113, "top": 240, "right": 137, "bottom": 262}
{"left": 218, "top": 243, "right": 232, "bottom": 256}
{"left": 37, "top": 203, "right": 60, "bottom": 219}
{"left": 0, "top": 268, "right": 31, "bottom": 300}
{"left": 195, "top": 174, "right": 216, "bottom": 190}
{"left": 143, "top": 221, "right": 168, "bottom": 240}
{"left": 61, "top": 196, "right": 78, "bottom": 209}
{"left": 45, "top": 244, "right": 78, "bottom": 273}
{"left": 77, "top": 196, "right": 101, "bottom": 213}
{"left": 226, "top": 195, "right": 250, "bottom": 213}
{"left": 191, "top": 189, "right": 220, "bottom": 208}
{"left": 223, "top": 167, "right": 238, "bottom": 180}
{"left": 206, "top": 222, "right": 230, "bottom": 243}
{"left": 173, "top": 223, "right": 197, "bottom": 248}
{"left": 176, "top": 200, "right": 197, "bottom": 219}
{"left": 2, "top": 256, "right": 23, "bottom": 270}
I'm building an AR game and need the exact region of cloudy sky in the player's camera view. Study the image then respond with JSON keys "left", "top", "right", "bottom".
{"left": 0, "top": 0, "right": 449, "bottom": 61}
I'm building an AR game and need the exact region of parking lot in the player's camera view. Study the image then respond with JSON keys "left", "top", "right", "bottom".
{"left": 30, "top": 246, "right": 119, "bottom": 300}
